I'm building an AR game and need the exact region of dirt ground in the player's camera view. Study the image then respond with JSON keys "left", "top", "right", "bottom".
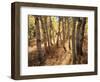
{"left": 28, "top": 35, "right": 87, "bottom": 66}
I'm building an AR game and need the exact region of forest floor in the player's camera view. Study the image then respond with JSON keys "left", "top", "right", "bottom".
{"left": 28, "top": 35, "right": 87, "bottom": 66}
{"left": 44, "top": 45, "right": 73, "bottom": 65}
{"left": 28, "top": 43, "right": 73, "bottom": 66}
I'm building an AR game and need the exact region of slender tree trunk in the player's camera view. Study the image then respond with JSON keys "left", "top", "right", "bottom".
{"left": 67, "top": 17, "right": 71, "bottom": 50}
{"left": 50, "top": 17, "right": 56, "bottom": 45}
{"left": 40, "top": 16, "right": 47, "bottom": 52}
{"left": 72, "top": 18, "right": 77, "bottom": 64}
{"left": 79, "top": 18, "right": 86, "bottom": 55}
{"left": 62, "top": 17, "right": 66, "bottom": 52}
{"left": 48, "top": 17, "right": 53, "bottom": 47}
{"left": 57, "top": 17, "right": 62, "bottom": 47}
{"left": 35, "top": 16, "right": 43, "bottom": 65}
{"left": 45, "top": 16, "right": 51, "bottom": 52}
{"left": 76, "top": 18, "right": 82, "bottom": 56}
